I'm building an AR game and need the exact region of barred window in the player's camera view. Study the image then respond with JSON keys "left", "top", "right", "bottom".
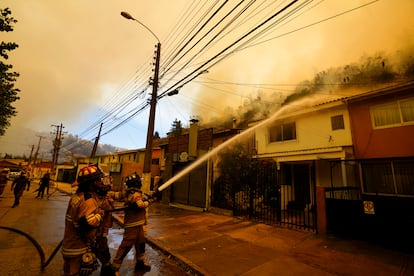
{"left": 361, "top": 159, "right": 414, "bottom": 196}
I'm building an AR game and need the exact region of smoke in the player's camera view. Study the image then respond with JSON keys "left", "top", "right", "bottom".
{"left": 159, "top": 93, "right": 331, "bottom": 192}
{"left": 194, "top": 45, "right": 414, "bottom": 130}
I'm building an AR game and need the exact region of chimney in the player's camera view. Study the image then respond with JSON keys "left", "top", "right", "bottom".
{"left": 232, "top": 118, "right": 237, "bottom": 129}
{"left": 188, "top": 118, "right": 199, "bottom": 158}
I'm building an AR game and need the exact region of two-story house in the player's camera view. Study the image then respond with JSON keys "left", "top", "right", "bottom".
{"left": 251, "top": 80, "right": 414, "bottom": 244}
{"left": 340, "top": 80, "right": 414, "bottom": 247}
{"left": 251, "top": 92, "right": 356, "bottom": 231}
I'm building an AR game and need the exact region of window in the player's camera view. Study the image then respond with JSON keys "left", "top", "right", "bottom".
{"left": 331, "top": 115, "right": 345, "bottom": 130}
{"left": 269, "top": 122, "right": 296, "bottom": 142}
{"left": 371, "top": 97, "right": 414, "bottom": 128}
{"left": 401, "top": 97, "right": 414, "bottom": 122}
{"left": 361, "top": 159, "right": 414, "bottom": 196}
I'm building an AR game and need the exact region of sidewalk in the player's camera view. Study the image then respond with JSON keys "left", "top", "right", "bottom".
{"left": 57, "top": 183, "right": 414, "bottom": 275}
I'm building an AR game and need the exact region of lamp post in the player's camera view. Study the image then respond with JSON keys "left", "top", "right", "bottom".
{"left": 121, "top": 11, "right": 161, "bottom": 193}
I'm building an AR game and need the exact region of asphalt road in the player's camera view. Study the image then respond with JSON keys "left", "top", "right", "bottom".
{"left": 0, "top": 182, "right": 189, "bottom": 276}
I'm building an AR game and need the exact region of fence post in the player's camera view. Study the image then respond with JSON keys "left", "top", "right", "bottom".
{"left": 316, "top": 186, "right": 327, "bottom": 234}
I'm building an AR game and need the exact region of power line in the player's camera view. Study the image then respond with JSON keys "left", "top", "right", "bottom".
{"left": 73, "top": 0, "right": 379, "bottom": 146}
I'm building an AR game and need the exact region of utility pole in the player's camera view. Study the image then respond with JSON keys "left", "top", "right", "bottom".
{"left": 121, "top": 11, "right": 161, "bottom": 193}
{"left": 51, "top": 123, "right": 65, "bottom": 176}
{"left": 91, "top": 123, "right": 103, "bottom": 159}
{"left": 33, "top": 135, "right": 45, "bottom": 166}
{"left": 27, "top": 145, "right": 35, "bottom": 166}
{"left": 142, "top": 42, "right": 161, "bottom": 193}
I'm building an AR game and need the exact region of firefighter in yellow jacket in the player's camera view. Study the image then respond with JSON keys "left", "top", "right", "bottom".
{"left": 61, "top": 165, "right": 106, "bottom": 276}
{"left": 111, "top": 173, "right": 157, "bottom": 274}
{"left": 93, "top": 175, "right": 119, "bottom": 276}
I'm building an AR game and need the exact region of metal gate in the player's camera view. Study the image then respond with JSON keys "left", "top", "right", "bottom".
{"left": 212, "top": 160, "right": 316, "bottom": 231}
{"left": 170, "top": 161, "right": 207, "bottom": 208}
{"left": 325, "top": 159, "right": 414, "bottom": 250}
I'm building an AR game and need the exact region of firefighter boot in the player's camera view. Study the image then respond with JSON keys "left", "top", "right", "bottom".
{"left": 100, "top": 264, "right": 116, "bottom": 276}
{"left": 134, "top": 260, "right": 151, "bottom": 271}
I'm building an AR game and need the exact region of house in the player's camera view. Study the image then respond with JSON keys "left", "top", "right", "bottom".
{"left": 0, "top": 159, "right": 24, "bottom": 173}
{"left": 163, "top": 119, "right": 213, "bottom": 210}
{"left": 154, "top": 119, "right": 244, "bottom": 211}
{"left": 248, "top": 92, "right": 356, "bottom": 231}
{"left": 76, "top": 149, "right": 144, "bottom": 190}
{"left": 249, "top": 80, "right": 414, "bottom": 244}
{"left": 335, "top": 80, "right": 414, "bottom": 247}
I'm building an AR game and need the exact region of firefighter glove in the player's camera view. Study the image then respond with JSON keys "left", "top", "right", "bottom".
{"left": 136, "top": 200, "right": 149, "bottom": 208}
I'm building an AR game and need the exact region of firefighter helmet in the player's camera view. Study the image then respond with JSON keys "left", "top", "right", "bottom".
{"left": 77, "top": 165, "right": 104, "bottom": 185}
{"left": 125, "top": 172, "right": 142, "bottom": 189}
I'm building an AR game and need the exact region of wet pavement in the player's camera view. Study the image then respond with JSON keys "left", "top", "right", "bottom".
{"left": 2, "top": 181, "right": 414, "bottom": 275}
{"left": 106, "top": 183, "right": 414, "bottom": 275}
{"left": 0, "top": 182, "right": 188, "bottom": 276}
{"left": 142, "top": 204, "right": 414, "bottom": 276}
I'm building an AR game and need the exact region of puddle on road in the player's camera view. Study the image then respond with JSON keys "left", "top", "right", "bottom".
{"left": 99, "top": 226, "right": 190, "bottom": 276}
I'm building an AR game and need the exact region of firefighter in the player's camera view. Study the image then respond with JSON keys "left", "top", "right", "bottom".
{"left": 61, "top": 165, "right": 106, "bottom": 276}
{"left": 111, "top": 172, "right": 157, "bottom": 274}
{"left": 91, "top": 171, "right": 141, "bottom": 276}
{"left": 93, "top": 173, "right": 117, "bottom": 276}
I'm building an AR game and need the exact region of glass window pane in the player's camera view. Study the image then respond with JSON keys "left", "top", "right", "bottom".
{"left": 361, "top": 161, "right": 395, "bottom": 194}
{"left": 393, "top": 160, "right": 414, "bottom": 195}
{"left": 269, "top": 126, "right": 278, "bottom": 142}
{"left": 283, "top": 122, "right": 296, "bottom": 140}
{"left": 331, "top": 115, "right": 345, "bottom": 130}
{"left": 371, "top": 102, "right": 400, "bottom": 127}
{"left": 400, "top": 98, "right": 414, "bottom": 123}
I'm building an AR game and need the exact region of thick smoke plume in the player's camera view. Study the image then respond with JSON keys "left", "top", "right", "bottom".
{"left": 196, "top": 46, "right": 414, "bottom": 130}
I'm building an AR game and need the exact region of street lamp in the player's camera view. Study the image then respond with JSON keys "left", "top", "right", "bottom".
{"left": 121, "top": 11, "right": 161, "bottom": 193}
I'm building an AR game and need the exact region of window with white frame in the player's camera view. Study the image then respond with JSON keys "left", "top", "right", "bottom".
{"left": 371, "top": 97, "right": 414, "bottom": 128}
{"left": 269, "top": 122, "right": 296, "bottom": 142}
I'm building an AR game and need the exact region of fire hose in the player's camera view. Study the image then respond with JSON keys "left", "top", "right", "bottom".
{"left": 0, "top": 188, "right": 161, "bottom": 271}
{"left": 0, "top": 225, "right": 62, "bottom": 271}
{"left": 0, "top": 197, "right": 155, "bottom": 271}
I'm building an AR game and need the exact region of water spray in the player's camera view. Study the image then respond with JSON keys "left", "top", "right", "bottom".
{"left": 158, "top": 98, "right": 316, "bottom": 192}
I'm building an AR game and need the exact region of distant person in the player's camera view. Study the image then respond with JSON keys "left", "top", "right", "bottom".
{"left": 0, "top": 169, "right": 9, "bottom": 196}
{"left": 36, "top": 172, "right": 51, "bottom": 199}
{"left": 10, "top": 171, "right": 30, "bottom": 208}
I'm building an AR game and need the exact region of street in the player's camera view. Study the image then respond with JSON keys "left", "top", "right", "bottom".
{"left": 0, "top": 181, "right": 189, "bottom": 276}
{"left": 2, "top": 180, "right": 414, "bottom": 276}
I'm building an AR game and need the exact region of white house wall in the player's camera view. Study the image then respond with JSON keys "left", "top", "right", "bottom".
{"left": 254, "top": 103, "right": 355, "bottom": 192}
{"left": 256, "top": 104, "right": 353, "bottom": 159}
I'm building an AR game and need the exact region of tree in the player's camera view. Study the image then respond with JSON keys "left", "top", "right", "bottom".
{"left": 0, "top": 7, "right": 20, "bottom": 136}
{"left": 169, "top": 118, "right": 183, "bottom": 137}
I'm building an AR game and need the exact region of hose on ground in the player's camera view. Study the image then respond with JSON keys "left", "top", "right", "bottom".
{"left": 0, "top": 225, "right": 62, "bottom": 271}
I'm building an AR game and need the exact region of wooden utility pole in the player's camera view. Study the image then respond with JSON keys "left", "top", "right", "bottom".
{"left": 33, "top": 135, "right": 45, "bottom": 166}
{"left": 51, "top": 123, "right": 65, "bottom": 175}
{"left": 90, "top": 123, "right": 103, "bottom": 158}
{"left": 27, "top": 145, "right": 35, "bottom": 166}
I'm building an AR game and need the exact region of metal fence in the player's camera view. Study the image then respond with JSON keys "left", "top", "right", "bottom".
{"left": 212, "top": 161, "right": 316, "bottom": 231}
